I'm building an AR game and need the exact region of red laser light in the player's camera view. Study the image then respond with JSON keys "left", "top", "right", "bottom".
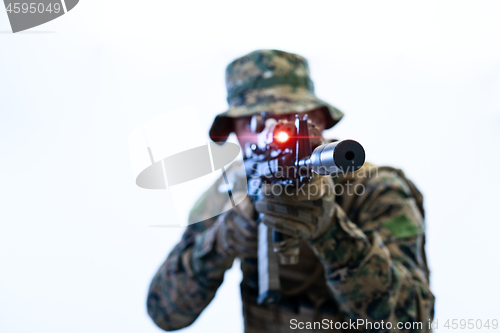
{"left": 275, "top": 131, "right": 290, "bottom": 143}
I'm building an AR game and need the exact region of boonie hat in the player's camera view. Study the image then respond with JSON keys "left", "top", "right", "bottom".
{"left": 210, "top": 49, "right": 344, "bottom": 142}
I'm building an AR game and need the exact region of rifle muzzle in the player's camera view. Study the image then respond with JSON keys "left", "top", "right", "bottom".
{"left": 303, "top": 139, "right": 366, "bottom": 175}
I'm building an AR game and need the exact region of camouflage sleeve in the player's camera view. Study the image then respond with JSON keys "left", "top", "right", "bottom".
{"left": 147, "top": 163, "right": 246, "bottom": 330}
{"left": 147, "top": 218, "right": 235, "bottom": 331}
{"left": 308, "top": 169, "right": 435, "bottom": 331}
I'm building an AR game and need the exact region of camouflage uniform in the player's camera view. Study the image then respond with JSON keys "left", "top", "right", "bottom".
{"left": 147, "top": 50, "right": 435, "bottom": 332}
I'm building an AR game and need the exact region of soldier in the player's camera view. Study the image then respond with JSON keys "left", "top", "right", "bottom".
{"left": 147, "top": 50, "right": 435, "bottom": 332}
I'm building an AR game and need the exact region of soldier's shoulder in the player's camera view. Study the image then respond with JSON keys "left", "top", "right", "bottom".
{"left": 333, "top": 162, "right": 426, "bottom": 239}
{"left": 188, "top": 160, "right": 247, "bottom": 225}
{"left": 333, "top": 162, "right": 416, "bottom": 198}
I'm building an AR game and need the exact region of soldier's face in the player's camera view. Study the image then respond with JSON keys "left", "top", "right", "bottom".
{"left": 233, "top": 108, "right": 327, "bottom": 148}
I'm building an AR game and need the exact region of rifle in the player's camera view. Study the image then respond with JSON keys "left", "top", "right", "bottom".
{"left": 244, "top": 113, "right": 365, "bottom": 305}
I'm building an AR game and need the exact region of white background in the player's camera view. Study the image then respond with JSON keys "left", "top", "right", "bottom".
{"left": 1, "top": 1, "right": 500, "bottom": 332}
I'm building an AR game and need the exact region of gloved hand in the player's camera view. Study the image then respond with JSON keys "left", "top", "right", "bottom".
{"left": 214, "top": 195, "right": 258, "bottom": 259}
{"left": 254, "top": 175, "right": 336, "bottom": 240}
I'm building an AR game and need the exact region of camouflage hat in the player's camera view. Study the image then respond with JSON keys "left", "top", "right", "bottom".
{"left": 210, "top": 49, "right": 344, "bottom": 142}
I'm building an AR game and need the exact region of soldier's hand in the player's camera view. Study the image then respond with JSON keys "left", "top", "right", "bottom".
{"left": 214, "top": 196, "right": 258, "bottom": 259}
{"left": 255, "top": 176, "right": 335, "bottom": 240}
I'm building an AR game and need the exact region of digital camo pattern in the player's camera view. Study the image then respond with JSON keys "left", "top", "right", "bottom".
{"left": 147, "top": 163, "right": 435, "bottom": 332}
{"left": 210, "top": 50, "right": 344, "bottom": 141}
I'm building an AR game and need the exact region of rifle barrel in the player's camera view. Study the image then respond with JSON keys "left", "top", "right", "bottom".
{"left": 300, "top": 139, "right": 365, "bottom": 175}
